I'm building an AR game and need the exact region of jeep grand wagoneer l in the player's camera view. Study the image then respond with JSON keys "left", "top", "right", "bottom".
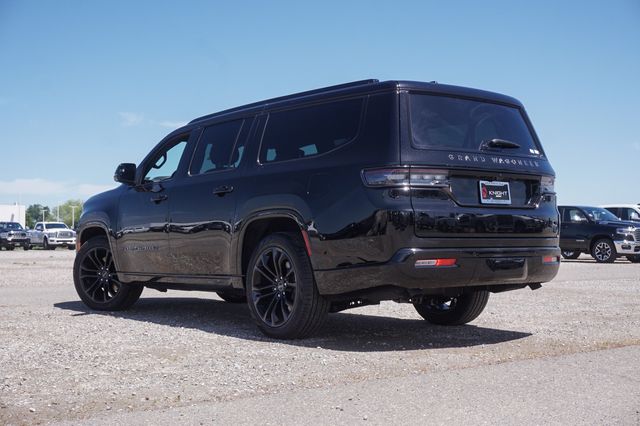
{"left": 74, "top": 80, "right": 560, "bottom": 338}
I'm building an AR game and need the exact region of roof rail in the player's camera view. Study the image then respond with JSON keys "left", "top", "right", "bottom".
{"left": 189, "top": 79, "right": 379, "bottom": 124}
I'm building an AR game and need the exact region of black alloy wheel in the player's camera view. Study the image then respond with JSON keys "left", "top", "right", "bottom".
{"left": 73, "top": 236, "right": 142, "bottom": 310}
{"left": 413, "top": 290, "right": 490, "bottom": 325}
{"left": 591, "top": 239, "right": 616, "bottom": 263}
{"left": 561, "top": 250, "right": 581, "bottom": 260}
{"left": 246, "top": 233, "right": 329, "bottom": 339}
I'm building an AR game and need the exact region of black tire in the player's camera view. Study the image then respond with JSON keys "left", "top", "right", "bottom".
{"left": 23, "top": 243, "right": 30, "bottom": 251}
{"left": 246, "top": 232, "right": 329, "bottom": 339}
{"left": 627, "top": 255, "right": 640, "bottom": 263}
{"left": 216, "top": 290, "right": 246, "bottom": 303}
{"left": 67, "top": 245, "right": 75, "bottom": 250}
{"left": 591, "top": 238, "right": 616, "bottom": 263}
{"left": 73, "top": 236, "right": 143, "bottom": 311}
{"left": 6, "top": 246, "right": 15, "bottom": 251}
{"left": 43, "top": 238, "right": 54, "bottom": 250}
{"left": 413, "top": 290, "right": 490, "bottom": 325}
{"left": 561, "top": 250, "right": 581, "bottom": 259}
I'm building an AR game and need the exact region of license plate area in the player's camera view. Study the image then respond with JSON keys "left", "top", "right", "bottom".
{"left": 479, "top": 180, "right": 511, "bottom": 205}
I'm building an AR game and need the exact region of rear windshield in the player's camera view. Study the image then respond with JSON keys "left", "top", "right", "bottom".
{"left": 410, "top": 94, "right": 539, "bottom": 155}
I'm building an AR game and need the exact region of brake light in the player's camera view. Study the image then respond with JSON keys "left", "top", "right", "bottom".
{"left": 415, "top": 258, "right": 457, "bottom": 268}
{"left": 362, "top": 168, "right": 449, "bottom": 188}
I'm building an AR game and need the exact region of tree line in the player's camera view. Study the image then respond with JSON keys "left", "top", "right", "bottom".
{"left": 25, "top": 200, "right": 83, "bottom": 228}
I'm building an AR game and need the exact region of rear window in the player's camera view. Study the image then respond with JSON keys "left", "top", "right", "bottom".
{"left": 259, "top": 98, "right": 363, "bottom": 164}
{"left": 410, "top": 94, "right": 538, "bottom": 155}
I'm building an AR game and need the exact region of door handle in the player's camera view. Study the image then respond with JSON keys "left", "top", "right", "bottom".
{"left": 213, "top": 185, "right": 234, "bottom": 196}
{"left": 151, "top": 194, "right": 168, "bottom": 203}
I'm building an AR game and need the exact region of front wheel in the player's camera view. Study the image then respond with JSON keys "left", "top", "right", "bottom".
{"left": 43, "top": 238, "right": 54, "bottom": 250}
{"left": 591, "top": 239, "right": 616, "bottom": 263}
{"left": 73, "top": 236, "right": 143, "bottom": 310}
{"left": 561, "top": 250, "right": 581, "bottom": 259}
{"left": 413, "top": 290, "right": 490, "bottom": 325}
{"left": 246, "top": 232, "right": 329, "bottom": 339}
{"left": 627, "top": 255, "right": 640, "bottom": 263}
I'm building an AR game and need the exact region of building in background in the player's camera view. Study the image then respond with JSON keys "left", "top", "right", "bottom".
{"left": 0, "top": 204, "right": 26, "bottom": 227}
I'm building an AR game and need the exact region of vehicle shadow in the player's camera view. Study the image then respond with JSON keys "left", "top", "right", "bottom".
{"left": 54, "top": 297, "right": 531, "bottom": 352}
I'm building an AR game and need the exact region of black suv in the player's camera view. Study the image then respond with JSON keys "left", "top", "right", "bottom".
{"left": 74, "top": 79, "right": 560, "bottom": 338}
{"left": 559, "top": 205, "right": 640, "bottom": 263}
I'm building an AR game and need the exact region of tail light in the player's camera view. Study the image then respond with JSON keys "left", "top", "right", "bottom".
{"left": 543, "top": 255, "right": 559, "bottom": 264}
{"left": 362, "top": 168, "right": 450, "bottom": 188}
{"left": 415, "top": 258, "right": 457, "bottom": 268}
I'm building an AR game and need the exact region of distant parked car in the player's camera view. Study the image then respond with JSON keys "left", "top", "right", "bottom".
{"left": 0, "top": 222, "right": 30, "bottom": 250}
{"left": 559, "top": 206, "right": 640, "bottom": 263}
{"left": 28, "top": 222, "right": 76, "bottom": 250}
{"left": 601, "top": 204, "right": 640, "bottom": 223}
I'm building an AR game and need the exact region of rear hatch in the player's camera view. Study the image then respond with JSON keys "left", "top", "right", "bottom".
{"left": 401, "top": 90, "right": 558, "bottom": 240}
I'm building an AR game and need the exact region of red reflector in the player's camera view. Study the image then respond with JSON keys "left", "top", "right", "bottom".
{"left": 415, "top": 258, "right": 457, "bottom": 268}
{"left": 543, "top": 256, "right": 558, "bottom": 264}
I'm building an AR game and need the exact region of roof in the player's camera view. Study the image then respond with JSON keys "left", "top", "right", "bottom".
{"left": 188, "top": 79, "right": 523, "bottom": 125}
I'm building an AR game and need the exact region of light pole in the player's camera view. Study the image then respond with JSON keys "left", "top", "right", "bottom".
{"left": 56, "top": 204, "right": 60, "bottom": 221}
{"left": 70, "top": 205, "right": 79, "bottom": 229}
{"left": 41, "top": 208, "right": 48, "bottom": 222}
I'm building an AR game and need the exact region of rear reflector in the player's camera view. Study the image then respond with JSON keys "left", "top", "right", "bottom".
{"left": 543, "top": 255, "right": 559, "bottom": 264}
{"left": 415, "top": 258, "right": 457, "bottom": 268}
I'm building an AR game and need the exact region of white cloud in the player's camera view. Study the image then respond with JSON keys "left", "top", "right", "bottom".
{"left": 118, "top": 111, "right": 144, "bottom": 127}
{"left": 0, "top": 178, "right": 115, "bottom": 200}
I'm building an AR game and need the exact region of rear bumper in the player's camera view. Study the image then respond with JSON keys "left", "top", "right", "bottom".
{"left": 314, "top": 246, "right": 560, "bottom": 295}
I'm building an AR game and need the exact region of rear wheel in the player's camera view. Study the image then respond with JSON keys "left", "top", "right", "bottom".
{"left": 627, "top": 255, "right": 640, "bottom": 263}
{"left": 413, "top": 290, "right": 490, "bottom": 325}
{"left": 73, "top": 236, "right": 143, "bottom": 310}
{"left": 591, "top": 239, "right": 616, "bottom": 263}
{"left": 246, "top": 232, "right": 329, "bottom": 339}
{"left": 561, "top": 250, "right": 581, "bottom": 259}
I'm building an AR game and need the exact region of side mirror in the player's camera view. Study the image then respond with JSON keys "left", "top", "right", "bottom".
{"left": 114, "top": 163, "right": 137, "bottom": 185}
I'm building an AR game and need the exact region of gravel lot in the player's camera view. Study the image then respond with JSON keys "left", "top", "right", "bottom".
{"left": 1, "top": 249, "right": 639, "bottom": 425}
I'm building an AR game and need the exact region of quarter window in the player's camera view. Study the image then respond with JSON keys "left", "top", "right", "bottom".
{"left": 259, "top": 98, "right": 363, "bottom": 164}
{"left": 190, "top": 119, "right": 244, "bottom": 175}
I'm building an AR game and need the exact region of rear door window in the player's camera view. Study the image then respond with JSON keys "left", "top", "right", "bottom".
{"left": 259, "top": 98, "right": 363, "bottom": 164}
{"left": 409, "top": 94, "right": 539, "bottom": 155}
{"left": 190, "top": 119, "right": 245, "bottom": 174}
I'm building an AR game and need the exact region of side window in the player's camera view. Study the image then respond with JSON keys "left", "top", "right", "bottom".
{"left": 627, "top": 209, "right": 640, "bottom": 221}
{"left": 143, "top": 138, "right": 188, "bottom": 182}
{"left": 36, "top": 224, "right": 43, "bottom": 231}
{"left": 259, "top": 98, "right": 363, "bottom": 164}
{"left": 617, "top": 208, "right": 628, "bottom": 220}
{"left": 190, "top": 119, "right": 244, "bottom": 175}
{"left": 567, "top": 209, "right": 587, "bottom": 223}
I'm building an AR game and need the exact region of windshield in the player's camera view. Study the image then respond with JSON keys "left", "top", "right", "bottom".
{"left": 582, "top": 207, "right": 620, "bottom": 222}
{"left": 410, "top": 94, "right": 539, "bottom": 155}
{"left": 46, "top": 223, "right": 69, "bottom": 229}
{"left": 0, "top": 222, "right": 23, "bottom": 230}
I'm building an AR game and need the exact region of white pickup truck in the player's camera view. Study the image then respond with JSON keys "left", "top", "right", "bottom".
{"left": 29, "top": 222, "right": 77, "bottom": 250}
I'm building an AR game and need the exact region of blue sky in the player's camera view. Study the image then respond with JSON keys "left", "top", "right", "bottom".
{"left": 0, "top": 0, "right": 638, "bottom": 207}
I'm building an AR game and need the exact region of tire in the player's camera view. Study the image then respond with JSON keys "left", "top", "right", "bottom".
{"left": 591, "top": 238, "right": 616, "bottom": 263}
{"left": 73, "top": 236, "right": 143, "bottom": 311}
{"left": 561, "top": 250, "right": 581, "bottom": 259}
{"left": 6, "top": 246, "right": 15, "bottom": 251}
{"left": 216, "top": 290, "right": 246, "bottom": 303}
{"left": 413, "top": 290, "right": 490, "bottom": 325}
{"left": 246, "top": 232, "right": 329, "bottom": 339}
{"left": 67, "top": 245, "right": 75, "bottom": 250}
{"left": 24, "top": 243, "right": 31, "bottom": 251}
{"left": 627, "top": 255, "right": 640, "bottom": 263}
{"left": 43, "top": 238, "right": 54, "bottom": 250}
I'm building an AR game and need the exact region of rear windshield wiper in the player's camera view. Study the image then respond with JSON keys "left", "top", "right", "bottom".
{"left": 480, "top": 138, "right": 521, "bottom": 150}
